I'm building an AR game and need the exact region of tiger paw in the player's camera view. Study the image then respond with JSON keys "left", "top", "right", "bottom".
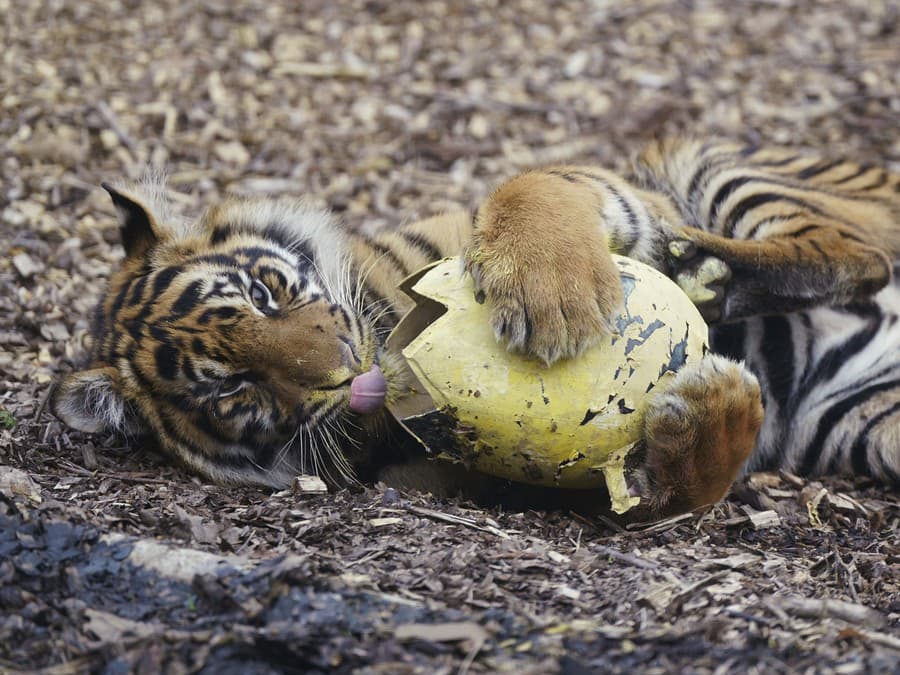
{"left": 629, "top": 353, "right": 764, "bottom": 518}
{"left": 463, "top": 178, "right": 623, "bottom": 365}
{"left": 667, "top": 240, "right": 731, "bottom": 322}
{"left": 464, "top": 247, "right": 622, "bottom": 365}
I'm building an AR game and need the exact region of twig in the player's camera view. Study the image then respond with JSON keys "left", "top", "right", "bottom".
{"left": 858, "top": 629, "right": 900, "bottom": 651}
{"left": 33, "top": 385, "right": 53, "bottom": 424}
{"left": 594, "top": 513, "right": 628, "bottom": 534}
{"left": 592, "top": 543, "right": 661, "bottom": 571}
{"left": 94, "top": 101, "right": 140, "bottom": 152}
{"left": 459, "top": 635, "right": 484, "bottom": 675}
{"left": 723, "top": 608, "right": 778, "bottom": 627}
{"left": 567, "top": 509, "right": 626, "bottom": 534}
{"left": 430, "top": 90, "right": 562, "bottom": 115}
{"left": 51, "top": 461, "right": 175, "bottom": 486}
{"left": 777, "top": 596, "right": 885, "bottom": 627}
{"left": 625, "top": 511, "right": 696, "bottom": 532}
{"left": 832, "top": 546, "right": 860, "bottom": 604}
{"left": 664, "top": 569, "right": 732, "bottom": 618}
{"left": 346, "top": 549, "right": 387, "bottom": 568}
{"left": 405, "top": 504, "right": 509, "bottom": 538}
{"left": 760, "top": 597, "right": 791, "bottom": 625}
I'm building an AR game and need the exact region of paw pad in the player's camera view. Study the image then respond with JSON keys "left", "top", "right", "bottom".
{"left": 668, "top": 248, "right": 731, "bottom": 321}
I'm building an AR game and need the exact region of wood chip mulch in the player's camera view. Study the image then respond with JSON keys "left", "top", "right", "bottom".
{"left": 1, "top": 0, "right": 898, "bottom": 672}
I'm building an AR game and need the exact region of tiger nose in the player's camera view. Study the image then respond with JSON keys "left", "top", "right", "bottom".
{"left": 338, "top": 337, "right": 362, "bottom": 370}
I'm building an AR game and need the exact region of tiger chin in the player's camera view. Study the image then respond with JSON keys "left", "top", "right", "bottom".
{"left": 51, "top": 179, "right": 414, "bottom": 489}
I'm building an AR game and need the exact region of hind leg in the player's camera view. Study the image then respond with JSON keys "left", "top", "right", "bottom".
{"left": 630, "top": 353, "right": 765, "bottom": 518}
{"left": 791, "top": 380, "right": 900, "bottom": 483}
{"left": 850, "top": 395, "right": 900, "bottom": 483}
{"left": 666, "top": 227, "right": 891, "bottom": 323}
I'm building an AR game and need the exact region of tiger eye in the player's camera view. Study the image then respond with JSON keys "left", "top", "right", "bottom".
{"left": 250, "top": 279, "right": 272, "bottom": 309}
{"left": 218, "top": 374, "right": 245, "bottom": 398}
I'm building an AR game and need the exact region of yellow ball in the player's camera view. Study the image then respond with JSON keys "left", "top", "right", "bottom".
{"left": 386, "top": 256, "right": 708, "bottom": 513}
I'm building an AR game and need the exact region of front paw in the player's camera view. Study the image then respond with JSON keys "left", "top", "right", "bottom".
{"left": 463, "top": 172, "right": 624, "bottom": 365}
{"left": 667, "top": 240, "right": 731, "bottom": 322}
{"left": 466, "top": 254, "right": 621, "bottom": 365}
{"left": 630, "top": 354, "right": 764, "bottom": 518}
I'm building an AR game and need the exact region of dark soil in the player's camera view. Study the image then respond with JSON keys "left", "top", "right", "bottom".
{"left": 1, "top": 0, "right": 898, "bottom": 672}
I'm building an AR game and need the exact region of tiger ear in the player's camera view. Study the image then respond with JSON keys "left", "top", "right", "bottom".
{"left": 102, "top": 183, "right": 163, "bottom": 259}
{"left": 51, "top": 367, "right": 130, "bottom": 434}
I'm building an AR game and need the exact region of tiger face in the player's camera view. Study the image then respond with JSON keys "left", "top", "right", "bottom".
{"left": 52, "top": 180, "right": 395, "bottom": 487}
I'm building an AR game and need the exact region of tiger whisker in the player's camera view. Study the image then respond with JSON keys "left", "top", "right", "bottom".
{"left": 321, "top": 416, "right": 360, "bottom": 484}
{"left": 268, "top": 426, "right": 301, "bottom": 478}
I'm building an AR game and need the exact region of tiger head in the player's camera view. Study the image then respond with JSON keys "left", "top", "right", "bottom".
{"left": 52, "top": 180, "right": 400, "bottom": 487}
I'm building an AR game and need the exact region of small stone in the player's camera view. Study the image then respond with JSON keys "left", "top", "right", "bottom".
{"left": 368, "top": 517, "right": 403, "bottom": 528}
{"left": 292, "top": 474, "right": 328, "bottom": 495}
{"left": 37, "top": 346, "right": 53, "bottom": 365}
{"left": 2, "top": 206, "right": 27, "bottom": 227}
{"left": 207, "top": 72, "right": 231, "bottom": 109}
{"left": 40, "top": 323, "right": 71, "bottom": 342}
{"left": 11, "top": 200, "right": 45, "bottom": 225}
{"left": 214, "top": 141, "right": 251, "bottom": 165}
{"left": 235, "top": 25, "right": 258, "bottom": 49}
{"left": 629, "top": 70, "right": 671, "bottom": 89}
{"left": 35, "top": 370, "right": 54, "bottom": 384}
{"left": 99, "top": 129, "right": 119, "bottom": 149}
{"left": 241, "top": 51, "right": 272, "bottom": 71}
{"left": 468, "top": 113, "right": 490, "bottom": 139}
{"left": 33, "top": 59, "right": 58, "bottom": 80}
{"left": 564, "top": 51, "right": 589, "bottom": 78}
{"left": 352, "top": 99, "right": 379, "bottom": 125}
{"left": 271, "top": 33, "right": 312, "bottom": 62}
{"left": 555, "top": 585, "right": 581, "bottom": 601}
{"left": 12, "top": 253, "right": 44, "bottom": 278}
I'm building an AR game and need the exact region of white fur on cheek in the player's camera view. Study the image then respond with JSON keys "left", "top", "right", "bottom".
{"left": 54, "top": 371, "right": 134, "bottom": 435}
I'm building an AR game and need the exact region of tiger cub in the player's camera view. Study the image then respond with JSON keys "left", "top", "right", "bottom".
{"left": 52, "top": 139, "right": 900, "bottom": 518}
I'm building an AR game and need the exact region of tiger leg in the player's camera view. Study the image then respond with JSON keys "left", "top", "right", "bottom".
{"left": 666, "top": 227, "right": 892, "bottom": 322}
{"left": 463, "top": 168, "right": 665, "bottom": 364}
{"left": 628, "top": 353, "right": 764, "bottom": 518}
{"left": 788, "top": 371, "right": 900, "bottom": 483}
{"left": 844, "top": 390, "right": 900, "bottom": 484}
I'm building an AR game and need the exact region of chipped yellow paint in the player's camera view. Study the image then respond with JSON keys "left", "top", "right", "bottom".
{"left": 388, "top": 256, "right": 708, "bottom": 514}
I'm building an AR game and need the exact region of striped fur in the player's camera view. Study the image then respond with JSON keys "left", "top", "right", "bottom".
{"left": 53, "top": 138, "right": 898, "bottom": 515}
{"left": 477, "top": 138, "right": 898, "bottom": 485}
{"left": 54, "top": 185, "right": 408, "bottom": 487}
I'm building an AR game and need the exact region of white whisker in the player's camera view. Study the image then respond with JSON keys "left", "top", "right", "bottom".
{"left": 268, "top": 426, "right": 301, "bottom": 478}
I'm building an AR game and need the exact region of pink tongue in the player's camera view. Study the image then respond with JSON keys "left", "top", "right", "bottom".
{"left": 349, "top": 365, "right": 387, "bottom": 414}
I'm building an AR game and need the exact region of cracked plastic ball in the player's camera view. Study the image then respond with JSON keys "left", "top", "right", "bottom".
{"left": 386, "top": 256, "right": 708, "bottom": 514}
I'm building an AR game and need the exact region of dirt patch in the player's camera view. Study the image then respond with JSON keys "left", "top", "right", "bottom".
{"left": 1, "top": 0, "right": 898, "bottom": 671}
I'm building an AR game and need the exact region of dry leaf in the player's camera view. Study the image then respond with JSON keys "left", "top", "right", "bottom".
{"left": 0, "top": 465, "right": 42, "bottom": 504}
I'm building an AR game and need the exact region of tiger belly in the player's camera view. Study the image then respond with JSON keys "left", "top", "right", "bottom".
{"left": 717, "top": 278, "right": 900, "bottom": 481}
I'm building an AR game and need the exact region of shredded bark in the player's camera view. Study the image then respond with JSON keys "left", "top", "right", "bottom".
{"left": 1, "top": 0, "right": 898, "bottom": 672}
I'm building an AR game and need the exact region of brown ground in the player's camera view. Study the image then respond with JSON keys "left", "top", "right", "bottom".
{"left": 1, "top": 0, "right": 898, "bottom": 672}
